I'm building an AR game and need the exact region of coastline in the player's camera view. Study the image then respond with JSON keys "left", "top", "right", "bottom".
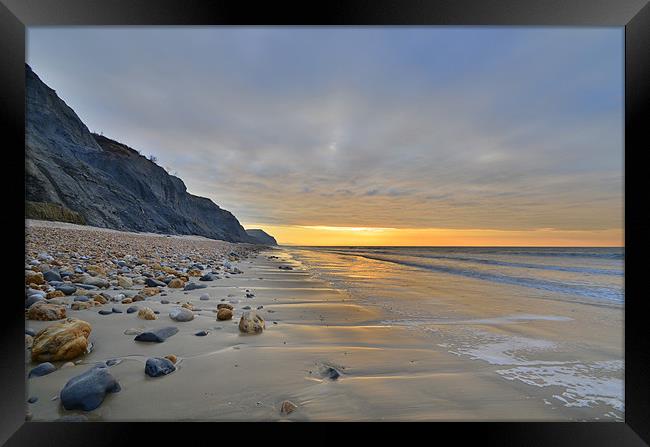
{"left": 26, "top": 222, "right": 623, "bottom": 421}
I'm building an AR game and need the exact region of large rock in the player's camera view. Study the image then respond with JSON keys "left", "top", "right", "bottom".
{"left": 238, "top": 311, "right": 265, "bottom": 334}
{"left": 31, "top": 318, "right": 92, "bottom": 362}
{"left": 169, "top": 307, "right": 194, "bottom": 322}
{"left": 60, "top": 364, "right": 121, "bottom": 411}
{"left": 27, "top": 302, "right": 66, "bottom": 321}
{"left": 134, "top": 326, "right": 178, "bottom": 343}
{"left": 145, "top": 357, "right": 176, "bottom": 377}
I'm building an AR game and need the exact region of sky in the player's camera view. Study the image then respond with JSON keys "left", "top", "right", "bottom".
{"left": 27, "top": 27, "right": 624, "bottom": 246}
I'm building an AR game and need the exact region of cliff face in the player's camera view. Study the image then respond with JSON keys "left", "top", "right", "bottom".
{"left": 246, "top": 229, "right": 278, "bottom": 246}
{"left": 25, "top": 64, "right": 262, "bottom": 243}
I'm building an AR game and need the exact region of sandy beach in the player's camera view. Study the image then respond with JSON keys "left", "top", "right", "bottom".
{"left": 25, "top": 221, "right": 623, "bottom": 421}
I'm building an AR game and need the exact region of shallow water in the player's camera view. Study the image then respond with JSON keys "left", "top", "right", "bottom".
{"left": 288, "top": 246, "right": 624, "bottom": 420}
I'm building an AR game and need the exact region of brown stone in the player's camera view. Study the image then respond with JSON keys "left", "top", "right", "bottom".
{"left": 117, "top": 276, "right": 133, "bottom": 288}
{"left": 138, "top": 307, "right": 157, "bottom": 320}
{"left": 131, "top": 295, "right": 145, "bottom": 302}
{"left": 238, "top": 311, "right": 265, "bottom": 333}
{"left": 25, "top": 270, "right": 45, "bottom": 285}
{"left": 92, "top": 294, "right": 108, "bottom": 304}
{"left": 121, "top": 298, "right": 133, "bottom": 304}
{"left": 217, "top": 303, "right": 234, "bottom": 310}
{"left": 188, "top": 269, "right": 202, "bottom": 277}
{"left": 27, "top": 302, "right": 66, "bottom": 321}
{"left": 71, "top": 301, "right": 92, "bottom": 310}
{"left": 280, "top": 400, "right": 298, "bottom": 415}
{"left": 31, "top": 318, "right": 92, "bottom": 362}
{"left": 217, "top": 308, "right": 233, "bottom": 321}
{"left": 141, "top": 287, "right": 160, "bottom": 297}
{"left": 164, "top": 354, "right": 177, "bottom": 364}
{"left": 167, "top": 278, "right": 184, "bottom": 288}
{"left": 46, "top": 290, "right": 65, "bottom": 299}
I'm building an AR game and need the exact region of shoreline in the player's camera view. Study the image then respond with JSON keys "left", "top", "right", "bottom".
{"left": 25, "top": 222, "right": 623, "bottom": 421}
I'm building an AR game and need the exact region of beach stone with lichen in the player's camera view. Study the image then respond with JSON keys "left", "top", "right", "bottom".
{"left": 238, "top": 311, "right": 265, "bottom": 334}
{"left": 31, "top": 318, "right": 92, "bottom": 362}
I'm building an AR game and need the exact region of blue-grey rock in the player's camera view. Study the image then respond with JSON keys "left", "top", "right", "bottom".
{"left": 60, "top": 365, "right": 121, "bottom": 411}
{"left": 242, "top": 306, "right": 251, "bottom": 310}
{"left": 73, "top": 283, "right": 98, "bottom": 291}
{"left": 134, "top": 326, "right": 178, "bottom": 342}
{"left": 112, "top": 307, "right": 123, "bottom": 313}
{"left": 25, "top": 328, "right": 36, "bottom": 337}
{"left": 29, "top": 362, "right": 56, "bottom": 378}
{"left": 145, "top": 278, "right": 166, "bottom": 287}
{"left": 194, "top": 330, "right": 209, "bottom": 336}
{"left": 199, "top": 294, "right": 210, "bottom": 301}
{"left": 161, "top": 300, "right": 170, "bottom": 304}
{"left": 59, "top": 271, "right": 74, "bottom": 278}
{"left": 28, "top": 396, "right": 38, "bottom": 403}
{"left": 126, "top": 306, "right": 138, "bottom": 314}
{"left": 43, "top": 270, "right": 62, "bottom": 282}
{"left": 105, "top": 358, "right": 120, "bottom": 367}
{"left": 184, "top": 282, "right": 206, "bottom": 291}
{"left": 153, "top": 311, "right": 160, "bottom": 314}
{"left": 169, "top": 307, "right": 194, "bottom": 322}
{"left": 145, "top": 357, "right": 176, "bottom": 377}
{"left": 199, "top": 274, "right": 215, "bottom": 282}
{"left": 98, "top": 310, "right": 112, "bottom": 315}
{"left": 26, "top": 295, "right": 44, "bottom": 308}
{"left": 55, "top": 285, "right": 77, "bottom": 295}
{"left": 74, "top": 296, "right": 89, "bottom": 302}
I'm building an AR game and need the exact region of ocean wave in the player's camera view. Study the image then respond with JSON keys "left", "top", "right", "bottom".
{"left": 336, "top": 252, "right": 624, "bottom": 303}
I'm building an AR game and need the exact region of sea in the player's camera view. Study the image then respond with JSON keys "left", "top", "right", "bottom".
{"left": 283, "top": 246, "right": 624, "bottom": 420}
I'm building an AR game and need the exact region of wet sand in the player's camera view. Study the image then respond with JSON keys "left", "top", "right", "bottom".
{"left": 26, "top": 222, "right": 623, "bottom": 421}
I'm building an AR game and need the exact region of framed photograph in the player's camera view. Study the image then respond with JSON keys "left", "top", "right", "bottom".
{"left": 1, "top": 0, "right": 648, "bottom": 445}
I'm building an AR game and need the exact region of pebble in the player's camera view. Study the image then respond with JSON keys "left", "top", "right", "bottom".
{"left": 217, "top": 308, "right": 233, "bottom": 321}
{"left": 145, "top": 357, "right": 176, "bottom": 377}
{"left": 194, "top": 330, "right": 209, "bottom": 336}
{"left": 169, "top": 307, "right": 194, "bottom": 322}
{"left": 112, "top": 307, "right": 123, "bottom": 313}
{"left": 200, "top": 293, "right": 210, "bottom": 300}
{"left": 126, "top": 306, "right": 139, "bottom": 314}
{"left": 60, "top": 364, "right": 121, "bottom": 411}
{"left": 238, "top": 311, "right": 265, "bottom": 334}
{"left": 145, "top": 278, "right": 166, "bottom": 287}
{"left": 28, "top": 362, "right": 57, "bottom": 378}
{"left": 137, "top": 307, "right": 157, "bottom": 320}
{"left": 280, "top": 400, "right": 298, "bottom": 415}
{"left": 55, "top": 285, "right": 77, "bottom": 295}
{"left": 28, "top": 396, "right": 39, "bottom": 404}
{"left": 98, "top": 310, "right": 113, "bottom": 315}
{"left": 43, "top": 270, "right": 62, "bottom": 282}
{"left": 184, "top": 282, "right": 207, "bottom": 291}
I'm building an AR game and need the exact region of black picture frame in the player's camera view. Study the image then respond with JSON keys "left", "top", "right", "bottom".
{"left": 1, "top": 0, "right": 648, "bottom": 445}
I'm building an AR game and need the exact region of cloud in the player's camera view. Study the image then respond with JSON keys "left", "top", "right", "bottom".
{"left": 27, "top": 27, "right": 623, "bottom": 234}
